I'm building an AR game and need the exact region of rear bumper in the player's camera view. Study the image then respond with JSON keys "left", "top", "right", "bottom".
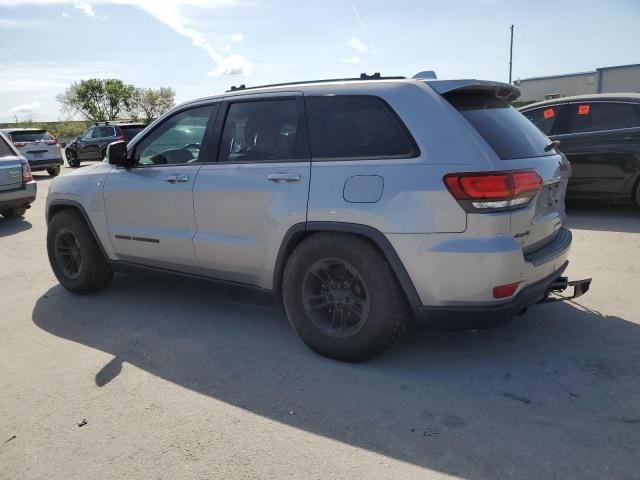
{"left": 0, "top": 182, "right": 37, "bottom": 209}
{"left": 27, "top": 158, "right": 63, "bottom": 170}
{"left": 416, "top": 261, "right": 568, "bottom": 323}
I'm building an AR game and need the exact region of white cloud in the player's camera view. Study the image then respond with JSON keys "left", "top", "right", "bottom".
{"left": 0, "top": 0, "right": 251, "bottom": 76}
{"left": 231, "top": 32, "right": 243, "bottom": 42}
{"left": 208, "top": 54, "right": 253, "bottom": 76}
{"left": 61, "top": 11, "right": 69, "bottom": 16}
{"left": 345, "top": 37, "right": 367, "bottom": 54}
{"left": 0, "top": 61, "right": 117, "bottom": 92}
{"left": 340, "top": 56, "right": 361, "bottom": 64}
{"left": 11, "top": 102, "right": 41, "bottom": 113}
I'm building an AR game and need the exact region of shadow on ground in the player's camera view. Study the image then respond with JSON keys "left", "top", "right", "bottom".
{"left": 0, "top": 216, "right": 32, "bottom": 238}
{"left": 566, "top": 200, "right": 640, "bottom": 233}
{"left": 33, "top": 273, "right": 640, "bottom": 479}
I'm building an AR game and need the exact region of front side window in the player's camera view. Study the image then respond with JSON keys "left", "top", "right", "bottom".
{"left": 134, "top": 105, "right": 214, "bottom": 166}
{"left": 522, "top": 106, "right": 561, "bottom": 135}
{"left": 81, "top": 127, "right": 95, "bottom": 140}
{"left": 306, "top": 95, "right": 416, "bottom": 159}
{"left": 564, "top": 102, "right": 640, "bottom": 134}
{"left": 218, "top": 99, "right": 303, "bottom": 162}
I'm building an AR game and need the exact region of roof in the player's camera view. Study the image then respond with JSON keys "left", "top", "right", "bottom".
{"left": 95, "top": 121, "right": 146, "bottom": 126}
{"left": 520, "top": 92, "right": 640, "bottom": 111}
{"left": 518, "top": 63, "right": 640, "bottom": 83}
{"left": 0, "top": 127, "right": 47, "bottom": 132}
{"left": 180, "top": 77, "right": 519, "bottom": 108}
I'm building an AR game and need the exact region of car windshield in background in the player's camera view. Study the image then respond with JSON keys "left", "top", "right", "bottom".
{"left": 122, "top": 127, "right": 145, "bottom": 142}
{"left": 10, "top": 130, "right": 54, "bottom": 143}
{"left": 445, "top": 92, "right": 554, "bottom": 160}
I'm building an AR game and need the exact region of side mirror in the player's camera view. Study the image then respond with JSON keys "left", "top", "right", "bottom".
{"left": 107, "top": 141, "right": 130, "bottom": 167}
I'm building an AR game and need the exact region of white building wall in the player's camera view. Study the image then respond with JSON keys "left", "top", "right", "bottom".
{"left": 517, "top": 73, "right": 597, "bottom": 102}
{"left": 599, "top": 65, "right": 640, "bottom": 93}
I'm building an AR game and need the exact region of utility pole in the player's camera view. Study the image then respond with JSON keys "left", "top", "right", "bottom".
{"left": 508, "top": 25, "right": 514, "bottom": 84}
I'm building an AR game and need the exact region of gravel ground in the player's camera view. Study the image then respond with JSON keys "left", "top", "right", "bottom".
{"left": 1, "top": 164, "right": 639, "bottom": 480}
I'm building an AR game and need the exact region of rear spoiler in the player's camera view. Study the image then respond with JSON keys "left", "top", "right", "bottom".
{"left": 424, "top": 79, "right": 521, "bottom": 102}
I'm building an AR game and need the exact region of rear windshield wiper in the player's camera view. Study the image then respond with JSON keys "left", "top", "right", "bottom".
{"left": 544, "top": 140, "right": 561, "bottom": 152}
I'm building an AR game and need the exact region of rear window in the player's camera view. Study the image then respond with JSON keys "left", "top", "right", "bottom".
{"left": 9, "top": 130, "right": 54, "bottom": 143}
{"left": 564, "top": 102, "right": 640, "bottom": 133}
{"left": 121, "top": 126, "right": 145, "bottom": 142}
{"left": 0, "top": 136, "right": 15, "bottom": 157}
{"left": 446, "top": 92, "right": 554, "bottom": 160}
{"left": 306, "top": 96, "right": 417, "bottom": 159}
{"left": 522, "top": 106, "right": 561, "bottom": 135}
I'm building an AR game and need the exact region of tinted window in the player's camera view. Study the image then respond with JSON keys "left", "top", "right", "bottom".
{"left": 0, "top": 136, "right": 14, "bottom": 157}
{"left": 9, "top": 130, "right": 54, "bottom": 142}
{"left": 134, "top": 105, "right": 214, "bottom": 166}
{"left": 81, "top": 127, "right": 95, "bottom": 140}
{"left": 95, "top": 126, "right": 116, "bottom": 138}
{"left": 121, "top": 126, "right": 145, "bottom": 142}
{"left": 219, "top": 99, "right": 303, "bottom": 162}
{"left": 522, "top": 106, "right": 561, "bottom": 135}
{"left": 564, "top": 102, "right": 640, "bottom": 133}
{"left": 306, "top": 96, "right": 415, "bottom": 159}
{"left": 446, "top": 92, "right": 554, "bottom": 160}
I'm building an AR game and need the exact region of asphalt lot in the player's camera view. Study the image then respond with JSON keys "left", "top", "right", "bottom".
{"left": 1, "top": 164, "right": 639, "bottom": 480}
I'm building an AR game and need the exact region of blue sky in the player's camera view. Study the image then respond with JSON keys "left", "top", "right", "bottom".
{"left": 1, "top": 0, "right": 639, "bottom": 121}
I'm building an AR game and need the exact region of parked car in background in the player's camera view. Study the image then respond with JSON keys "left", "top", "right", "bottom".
{"left": 520, "top": 94, "right": 640, "bottom": 207}
{"left": 46, "top": 75, "right": 590, "bottom": 361}
{"left": 0, "top": 132, "right": 36, "bottom": 219}
{"left": 0, "top": 128, "right": 63, "bottom": 177}
{"left": 65, "top": 121, "right": 147, "bottom": 167}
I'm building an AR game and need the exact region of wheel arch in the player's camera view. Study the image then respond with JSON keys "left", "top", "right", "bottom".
{"left": 273, "top": 222, "right": 421, "bottom": 308}
{"left": 47, "top": 200, "right": 109, "bottom": 259}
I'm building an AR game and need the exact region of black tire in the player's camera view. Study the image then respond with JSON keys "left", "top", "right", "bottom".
{"left": 1, "top": 207, "right": 27, "bottom": 219}
{"left": 47, "top": 166, "right": 61, "bottom": 177}
{"left": 47, "top": 209, "right": 113, "bottom": 294}
{"left": 634, "top": 178, "right": 640, "bottom": 209}
{"left": 66, "top": 149, "right": 80, "bottom": 168}
{"left": 282, "top": 233, "right": 408, "bottom": 362}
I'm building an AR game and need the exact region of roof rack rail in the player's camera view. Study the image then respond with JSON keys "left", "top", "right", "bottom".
{"left": 227, "top": 73, "right": 406, "bottom": 93}
{"left": 95, "top": 121, "right": 111, "bottom": 125}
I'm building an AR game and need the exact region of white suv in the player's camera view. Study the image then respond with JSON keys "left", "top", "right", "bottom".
{"left": 46, "top": 74, "right": 591, "bottom": 361}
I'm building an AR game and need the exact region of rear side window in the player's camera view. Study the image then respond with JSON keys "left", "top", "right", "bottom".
{"left": 121, "top": 126, "right": 145, "bottom": 142}
{"left": 445, "top": 92, "right": 554, "bottom": 160}
{"left": 0, "top": 136, "right": 15, "bottom": 157}
{"left": 522, "top": 106, "right": 561, "bottom": 135}
{"left": 218, "top": 99, "right": 305, "bottom": 162}
{"left": 564, "top": 102, "right": 640, "bottom": 133}
{"left": 305, "top": 96, "right": 417, "bottom": 159}
{"left": 9, "top": 130, "right": 54, "bottom": 142}
{"left": 95, "top": 126, "right": 116, "bottom": 138}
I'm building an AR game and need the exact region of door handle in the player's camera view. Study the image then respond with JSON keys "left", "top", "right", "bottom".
{"left": 267, "top": 173, "right": 301, "bottom": 183}
{"left": 163, "top": 174, "right": 190, "bottom": 183}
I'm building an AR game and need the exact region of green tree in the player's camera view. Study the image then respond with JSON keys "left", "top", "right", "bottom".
{"left": 128, "top": 87, "right": 176, "bottom": 123}
{"left": 57, "top": 79, "right": 136, "bottom": 121}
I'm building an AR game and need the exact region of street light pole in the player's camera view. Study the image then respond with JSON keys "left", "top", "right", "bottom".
{"left": 509, "top": 25, "right": 514, "bottom": 84}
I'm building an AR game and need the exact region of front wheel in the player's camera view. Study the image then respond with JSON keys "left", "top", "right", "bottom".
{"left": 47, "top": 166, "right": 61, "bottom": 177}
{"left": 66, "top": 149, "right": 80, "bottom": 168}
{"left": 47, "top": 209, "right": 113, "bottom": 294}
{"left": 282, "top": 233, "right": 408, "bottom": 362}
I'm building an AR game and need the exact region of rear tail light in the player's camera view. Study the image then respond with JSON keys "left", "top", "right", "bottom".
{"left": 46, "top": 138, "right": 59, "bottom": 145}
{"left": 116, "top": 127, "right": 125, "bottom": 142}
{"left": 444, "top": 170, "right": 542, "bottom": 212}
{"left": 14, "top": 142, "right": 27, "bottom": 148}
{"left": 21, "top": 161, "right": 33, "bottom": 183}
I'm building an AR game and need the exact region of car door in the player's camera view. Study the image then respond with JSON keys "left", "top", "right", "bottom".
{"left": 102, "top": 103, "right": 219, "bottom": 271}
{"left": 75, "top": 127, "right": 96, "bottom": 160}
{"left": 555, "top": 101, "right": 640, "bottom": 197}
{"left": 192, "top": 93, "right": 311, "bottom": 288}
{"left": 95, "top": 126, "right": 116, "bottom": 159}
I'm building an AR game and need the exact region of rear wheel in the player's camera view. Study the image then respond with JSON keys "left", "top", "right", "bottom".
{"left": 282, "top": 233, "right": 408, "bottom": 362}
{"left": 47, "top": 209, "right": 113, "bottom": 294}
{"left": 47, "top": 166, "right": 60, "bottom": 177}
{"left": 634, "top": 179, "right": 640, "bottom": 209}
{"left": 1, "top": 207, "right": 27, "bottom": 219}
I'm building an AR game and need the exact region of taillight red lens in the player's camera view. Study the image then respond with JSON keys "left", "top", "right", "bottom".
{"left": 493, "top": 282, "right": 520, "bottom": 299}
{"left": 444, "top": 170, "right": 542, "bottom": 211}
{"left": 22, "top": 162, "right": 33, "bottom": 183}
{"left": 14, "top": 142, "right": 27, "bottom": 148}
{"left": 46, "top": 138, "right": 59, "bottom": 145}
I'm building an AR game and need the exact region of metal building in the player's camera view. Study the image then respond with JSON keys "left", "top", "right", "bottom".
{"left": 515, "top": 63, "right": 640, "bottom": 102}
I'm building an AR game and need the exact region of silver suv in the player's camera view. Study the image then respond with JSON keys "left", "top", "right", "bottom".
{"left": 45, "top": 74, "right": 590, "bottom": 361}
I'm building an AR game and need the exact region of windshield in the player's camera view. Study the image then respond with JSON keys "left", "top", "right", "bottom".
{"left": 445, "top": 92, "right": 555, "bottom": 160}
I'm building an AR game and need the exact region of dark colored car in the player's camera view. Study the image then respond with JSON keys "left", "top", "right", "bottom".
{"left": 65, "top": 122, "right": 146, "bottom": 167}
{"left": 520, "top": 94, "right": 640, "bottom": 206}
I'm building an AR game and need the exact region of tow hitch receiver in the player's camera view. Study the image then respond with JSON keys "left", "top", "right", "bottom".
{"left": 540, "top": 276, "right": 592, "bottom": 303}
